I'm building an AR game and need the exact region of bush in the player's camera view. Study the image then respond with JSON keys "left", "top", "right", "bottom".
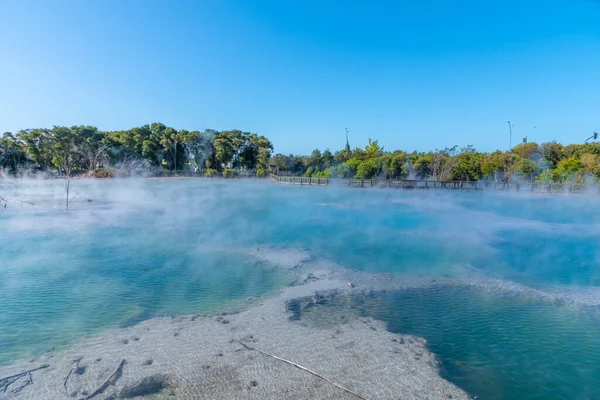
{"left": 92, "top": 168, "right": 113, "bottom": 178}
{"left": 256, "top": 167, "right": 268, "bottom": 177}
{"left": 222, "top": 168, "right": 238, "bottom": 178}
{"left": 355, "top": 159, "right": 379, "bottom": 179}
{"left": 336, "top": 163, "right": 356, "bottom": 178}
{"left": 204, "top": 168, "right": 218, "bottom": 177}
{"left": 312, "top": 169, "right": 332, "bottom": 178}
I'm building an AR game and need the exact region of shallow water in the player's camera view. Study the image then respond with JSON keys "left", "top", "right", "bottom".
{"left": 1, "top": 179, "right": 600, "bottom": 399}
{"left": 303, "top": 286, "right": 600, "bottom": 400}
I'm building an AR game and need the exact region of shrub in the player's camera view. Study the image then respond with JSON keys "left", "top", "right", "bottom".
{"left": 222, "top": 168, "right": 238, "bottom": 178}
{"left": 355, "top": 159, "right": 379, "bottom": 179}
{"left": 204, "top": 168, "right": 218, "bottom": 177}
{"left": 92, "top": 168, "right": 113, "bottom": 178}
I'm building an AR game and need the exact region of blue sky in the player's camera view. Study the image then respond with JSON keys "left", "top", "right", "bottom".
{"left": 1, "top": 0, "right": 598, "bottom": 155}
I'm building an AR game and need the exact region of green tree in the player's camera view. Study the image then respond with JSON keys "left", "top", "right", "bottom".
{"left": 0, "top": 132, "right": 27, "bottom": 173}
{"left": 450, "top": 146, "right": 483, "bottom": 181}
{"left": 540, "top": 141, "right": 564, "bottom": 169}
{"left": 17, "top": 129, "right": 54, "bottom": 170}
{"left": 322, "top": 149, "right": 334, "bottom": 167}
{"left": 481, "top": 151, "right": 506, "bottom": 180}
{"left": 256, "top": 147, "right": 271, "bottom": 176}
{"left": 381, "top": 152, "right": 408, "bottom": 179}
{"left": 581, "top": 153, "right": 600, "bottom": 178}
{"left": 512, "top": 142, "right": 539, "bottom": 159}
{"left": 336, "top": 163, "right": 356, "bottom": 178}
{"left": 412, "top": 153, "right": 433, "bottom": 180}
{"left": 355, "top": 158, "right": 380, "bottom": 179}
{"left": 214, "top": 130, "right": 244, "bottom": 171}
{"left": 51, "top": 126, "right": 81, "bottom": 177}
{"left": 365, "top": 138, "right": 384, "bottom": 158}
{"left": 552, "top": 157, "right": 583, "bottom": 183}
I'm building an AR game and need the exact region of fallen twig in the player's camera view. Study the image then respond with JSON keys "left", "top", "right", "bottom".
{"left": 0, "top": 364, "right": 49, "bottom": 393}
{"left": 238, "top": 341, "right": 368, "bottom": 400}
{"left": 79, "top": 359, "right": 125, "bottom": 400}
{"left": 11, "top": 372, "right": 33, "bottom": 394}
{"left": 63, "top": 357, "right": 82, "bottom": 394}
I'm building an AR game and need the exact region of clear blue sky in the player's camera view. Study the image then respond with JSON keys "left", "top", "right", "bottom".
{"left": 1, "top": 0, "right": 598, "bottom": 155}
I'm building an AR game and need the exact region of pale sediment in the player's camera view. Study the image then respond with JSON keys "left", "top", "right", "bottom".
{"left": 0, "top": 249, "right": 470, "bottom": 400}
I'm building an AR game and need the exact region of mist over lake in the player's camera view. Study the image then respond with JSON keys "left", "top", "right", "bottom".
{"left": 1, "top": 179, "right": 600, "bottom": 399}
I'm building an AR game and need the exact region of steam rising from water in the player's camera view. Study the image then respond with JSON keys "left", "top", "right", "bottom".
{"left": 1, "top": 178, "right": 600, "bottom": 398}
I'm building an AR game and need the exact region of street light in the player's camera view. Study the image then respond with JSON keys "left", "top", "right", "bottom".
{"left": 507, "top": 121, "right": 515, "bottom": 149}
{"left": 585, "top": 131, "right": 599, "bottom": 143}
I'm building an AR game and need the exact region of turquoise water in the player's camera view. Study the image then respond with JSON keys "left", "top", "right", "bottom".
{"left": 1, "top": 179, "right": 600, "bottom": 399}
{"left": 311, "top": 286, "right": 600, "bottom": 400}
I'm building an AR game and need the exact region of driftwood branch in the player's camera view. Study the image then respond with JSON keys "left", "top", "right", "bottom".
{"left": 79, "top": 359, "right": 125, "bottom": 400}
{"left": 0, "top": 364, "right": 49, "bottom": 393}
{"left": 11, "top": 372, "right": 33, "bottom": 394}
{"left": 238, "top": 341, "right": 368, "bottom": 400}
{"left": 63, "top": 357, "right": 82, "bottom": 394}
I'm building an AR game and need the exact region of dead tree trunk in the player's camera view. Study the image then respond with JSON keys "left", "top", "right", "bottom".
{"left": 65, "top": 179, "right": 70, "bottom": 210}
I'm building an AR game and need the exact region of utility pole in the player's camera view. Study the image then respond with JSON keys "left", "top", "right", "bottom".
{"left": 344, "top": 128, "right": 351, "bottom": 153}
{"left": 507, "top": 121, "right": 514, "bottom": 150}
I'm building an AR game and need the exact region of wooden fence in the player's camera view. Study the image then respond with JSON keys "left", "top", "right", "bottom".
{"left": 270, "top": 175, "right": 597, "bottom": 194}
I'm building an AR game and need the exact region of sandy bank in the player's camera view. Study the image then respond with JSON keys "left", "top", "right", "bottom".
{"left": 0, "top": 251, "right": 470, "bottom": 400}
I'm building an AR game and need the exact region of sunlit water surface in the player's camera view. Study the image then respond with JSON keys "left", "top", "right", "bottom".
{"left": 1, "top": 179, "right": 600, "bottom": 399}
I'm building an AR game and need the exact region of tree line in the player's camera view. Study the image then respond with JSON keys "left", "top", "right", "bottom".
{"left": 0, "top": 123, "right": 273, "bottom": 177}
{"left": 271, "top": 139, "right": 600, "bottom": 184}
{"left": 1, "top": 123, "right": 598, "bottom": 183}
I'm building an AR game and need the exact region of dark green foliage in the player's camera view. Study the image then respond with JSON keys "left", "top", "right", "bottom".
{"left": 272, "top": 137, "right": 600, "bottom": 184}
{"left": 1, "top": 124, "right": 272, "bottom": 177}
{"left": 1, "top": 124, "right": 598, "bottom": 183}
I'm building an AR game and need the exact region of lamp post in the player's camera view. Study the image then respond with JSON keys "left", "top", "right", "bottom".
{"left": 585, "top": 131, "right": 599, "bottom": 143}
{"left": 507, "top": 121, "right": 515, "bottom": 150}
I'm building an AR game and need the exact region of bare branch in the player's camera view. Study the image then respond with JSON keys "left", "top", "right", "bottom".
{"left": 63, "top": 357, "right": 82, "bottom": 394}
{"left": 11, "top": 372, "right": 33, "bottom": 394}
{"left": 238, "top": 341, "right": 368, "bottom": 400}
{"left": 0, "top": 364, "right": 49, "bottom": 393}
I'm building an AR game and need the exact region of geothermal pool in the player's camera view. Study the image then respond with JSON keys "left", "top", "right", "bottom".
{"left": 1, "top": 179, "right": 600, "bottom": 399}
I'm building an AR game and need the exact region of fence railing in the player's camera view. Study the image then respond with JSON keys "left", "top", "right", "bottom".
{"left": 270, "top": 175, "right": 596, "bottom": 194}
